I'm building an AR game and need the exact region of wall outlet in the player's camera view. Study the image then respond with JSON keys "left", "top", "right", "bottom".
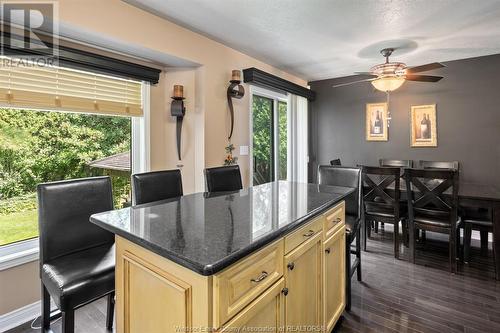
{"left": 239, "top": 145, "right": 249, "bottom": 156}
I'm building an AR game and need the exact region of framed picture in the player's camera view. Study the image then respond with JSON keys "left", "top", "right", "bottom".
{"left": 366, "top": 103, "right": 388, "bottom": 141}
{"left": 410, "top": 104, "right": 437, "bottom": 147}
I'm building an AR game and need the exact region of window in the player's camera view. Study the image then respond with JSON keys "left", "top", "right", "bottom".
{"left": 251, "top": 87, "right": 288, "bottom": 186}
{"left": 0, "top": 58, "right": 149, "bottom": 267}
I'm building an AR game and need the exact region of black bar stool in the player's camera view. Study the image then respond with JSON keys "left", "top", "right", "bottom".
{"left": 37, "top": 177, "right": 115, "bottom": 333}
{"left": 330, "top": 158, "right": 341, "bottom": 166}
{"left": 204, "top": 165, "right": 243, "bottom": 192}
{"left": 318, "top": 165, "right": 362, "bottom": 312}
{"left": 132, "top": 169, "right": 183, "bottom": 205}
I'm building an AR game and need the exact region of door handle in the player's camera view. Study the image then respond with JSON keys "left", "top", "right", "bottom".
{"left": 250, "top": 271, "right": 269, "bottom": 283}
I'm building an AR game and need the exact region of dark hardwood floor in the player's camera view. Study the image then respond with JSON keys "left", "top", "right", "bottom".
{"left": 8, "top": 225, "right": 499, "bottom": 333}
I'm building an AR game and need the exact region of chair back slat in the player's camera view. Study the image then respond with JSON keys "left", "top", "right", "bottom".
{"left": 361, "top": 166, "right": 401, "bottom": 218}
{"left": 379, "top": 159, "right": 413, "bottom": 168}
{"left": 404, "top": 168, "right": 459, "bottom": 227}
{"left": 419, "top": 160, "right": 459, "bottom": 170}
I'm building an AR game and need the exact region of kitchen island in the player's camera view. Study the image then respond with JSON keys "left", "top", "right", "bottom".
{"left": 91, "top": 181, "right": 354, "bottom": 333}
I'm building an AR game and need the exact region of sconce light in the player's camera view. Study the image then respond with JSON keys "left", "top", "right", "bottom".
{"left": 227, "top": 70, "right": 245, "bottom": 140}
{"left": 171, "top": 85, "right": 186, "bottom": 160}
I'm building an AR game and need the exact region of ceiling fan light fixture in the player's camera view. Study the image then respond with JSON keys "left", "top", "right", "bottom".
{"left": 371, "top": 76, "right": 405, "bottom": 92}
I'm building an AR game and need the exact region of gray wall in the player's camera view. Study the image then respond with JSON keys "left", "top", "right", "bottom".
{"left": 309, "top": 54, "right": 500, "bottom": 187}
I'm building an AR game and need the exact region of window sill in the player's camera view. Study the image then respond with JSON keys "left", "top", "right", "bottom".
{"left": 0, "top": 239, "right": 39, "bottom": 271}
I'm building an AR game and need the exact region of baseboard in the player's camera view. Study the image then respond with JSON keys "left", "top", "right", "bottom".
{"left": 0, "top": 301, "right": 40, "bottom": 333}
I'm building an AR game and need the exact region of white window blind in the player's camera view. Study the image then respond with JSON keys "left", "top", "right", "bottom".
{"left": 0, "top": 58, "right": 142, "bottom": 116}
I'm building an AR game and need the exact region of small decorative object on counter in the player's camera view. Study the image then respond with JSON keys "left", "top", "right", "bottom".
{"left": 224, "top": 143, "right": 238, "bottom": 166}
{"left": 227, "top": 70, "right": 245, "bottom": 140}
{"left": 171, "top": 85, "right": 186, "bottom": 160}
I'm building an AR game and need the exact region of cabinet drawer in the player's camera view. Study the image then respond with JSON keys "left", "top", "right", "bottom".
{"left": 284, "top": 216, "right": 323, "bottom": 254}
{"left": 213, "top": 239, "right": 284, "bottom": 327}
{"left": 323, "top": 201, "right": 345, "bottom": 239}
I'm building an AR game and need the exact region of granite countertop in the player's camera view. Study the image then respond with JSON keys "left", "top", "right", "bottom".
{"left": 90, "top": 181, "right": 354, "bottom": 276}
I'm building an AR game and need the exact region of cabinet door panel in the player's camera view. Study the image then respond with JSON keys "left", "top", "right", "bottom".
{"left": 284, "top": 232, "right": 323, "bottom": 331}
{"left": 324, "top": 226, "right": 346, "bottom": 332}
{"left": 219, "top": 278, "right": 285, "bottom": 332}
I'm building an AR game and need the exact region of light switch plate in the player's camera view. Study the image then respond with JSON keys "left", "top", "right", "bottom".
{"left": 239, "top": 145, "right": 249, "bottom": 156}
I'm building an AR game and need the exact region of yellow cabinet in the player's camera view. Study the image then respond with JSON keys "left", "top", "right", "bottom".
{"left": 219, "top": 278, "right": 285, "bottom": 332}
{"left": 323, "top": 226, "right": 346, "bottom": 332}
{"left": 284, "top": 232, "right": 323, "bottom": 332}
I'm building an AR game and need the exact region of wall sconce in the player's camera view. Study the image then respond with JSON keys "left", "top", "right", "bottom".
{"left": 171, "top": 85, "right": 186, "bottom": 160}
{"left": 227, "top": 70, "right": 245, "bottom": 140}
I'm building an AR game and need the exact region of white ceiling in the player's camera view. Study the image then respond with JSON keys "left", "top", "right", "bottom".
{"left": 125, "top": 0, "right": 500, "bottom": 81}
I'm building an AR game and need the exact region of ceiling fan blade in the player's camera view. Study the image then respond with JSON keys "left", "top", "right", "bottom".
{"left": 332, "top": 78, "right": 376, "bottom": 88}
{"left": 406, "top": 62, "right": 445, "bottom": 73}
{"left": 354, "top": 72, "right": 377, "bottom": 77}
{"left": 405, "top": 74, "right": 443, "bottom": 82}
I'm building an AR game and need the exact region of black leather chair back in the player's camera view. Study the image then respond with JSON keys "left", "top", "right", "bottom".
{"left": 362, "top": 166, "right": 401, "bottom": 218}
{"left": 318, "top": 165, "right": 361, "bottom": 218}
{"left": 404, "top": 168, "right": 459, "bottom": 225}
{"left": 132, "top": 169, "right": 183, "bottom": 205}
{"left": 330, "top": 159, "right": 341, "bottom": 166}
{"left": 205, "top": 165, "right": 243, "bottom": 192}
{"left": 37, "top": 177, "right": 114, "bottom": 266}
{"left": 379, "top": 159, "right": 413, "bottom": 168}
{"left": 419, "top": 160, "right": 459, "bottom": 170}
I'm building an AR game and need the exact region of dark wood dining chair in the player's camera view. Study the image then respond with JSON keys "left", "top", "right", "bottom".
{"left": 318, "top": 165, "right": 362, "bottom": 312}
{"left": 37, "top": 177, "right": 115, "bottom": 333}
{"left": 419, "top": 160, "right": 459, "bottom": 170}
{"left": 379, "top": 159, "right": 413, "bottom": 168}
{"left": 361, "top": 166, "right": 406, "bottom": 258}
{"left": 132, "top": 169, "right": 183, "bottom": 205}
{"left": 205, "top": 165, "right": 243, "bottom": 192}
{"left": 461, "top": 199, "right": 494, "bottom": 264}
{"left": 404, "top": 168, "right": 462, "bottom": 273}
{"left": 330, "top": 158, "right": 341, "bottom": 166}
{"left": 375, "top": 160, "right": 413, "bottom": 232}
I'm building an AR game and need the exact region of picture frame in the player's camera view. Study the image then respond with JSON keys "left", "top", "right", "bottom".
{"left": 366, "top": 102, "right": 388, "bottom": 141}
{"left": 410, "top": 104, "right": 437, "bottom": 147}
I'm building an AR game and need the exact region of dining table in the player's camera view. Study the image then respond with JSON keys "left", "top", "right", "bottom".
{"left": 363, "top": 175, "right": 500, "bottom": 280}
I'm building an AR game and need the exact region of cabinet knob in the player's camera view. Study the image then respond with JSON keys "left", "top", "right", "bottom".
{"left": 303, "top": 230, "right": 315, "bottom": 237}
{"left": 335, "top": 217, "right": 342, "bottom": 222}
{"left": 287, "top": 262, "right": 295, "bottom": 270}
{"left": 325, "top": 248, "right": 331, "bottom": 254}
{"left": 250, "top": 271, "right": 268, "bottom": 283}
{"left": 281, "top": 287, "right": 289, "bottom": 296}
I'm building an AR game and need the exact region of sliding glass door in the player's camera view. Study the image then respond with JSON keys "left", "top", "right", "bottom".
{"left": 251, "top": 89, "right": 288, "bottom": 185}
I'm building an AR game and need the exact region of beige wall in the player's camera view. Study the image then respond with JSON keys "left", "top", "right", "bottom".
{"left": 0, "top": 0, "right": 307, "bottom": 317}
{"left": 0, "top": 261, "right": 40, "bottom": 315}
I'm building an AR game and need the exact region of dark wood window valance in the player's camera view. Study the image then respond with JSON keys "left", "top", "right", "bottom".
{"left": 243, "top": 67, "right": 315, "bottom": 100}
{"left": 2, "top": 32, "right": 161, "bottom": 84}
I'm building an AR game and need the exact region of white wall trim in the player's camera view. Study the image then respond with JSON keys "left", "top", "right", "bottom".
{"left": 0, "top": 301, "right": 39, "bottom": 332}
{"left": 0, "top": 239, "right": 38, "bottom": 271}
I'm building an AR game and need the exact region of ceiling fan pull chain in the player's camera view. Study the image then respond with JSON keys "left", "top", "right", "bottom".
{"left": 386, "top": 91, "right": 392, "bottom": 128}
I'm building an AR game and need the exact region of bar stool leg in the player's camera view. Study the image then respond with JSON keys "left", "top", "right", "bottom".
{"left": 41, "top": 283, "right": 51, "bottom": 332}
{"left": 464, "top": 223, "right": 472, "bottom": 264}
{"left": 480, "top": 230, "right": 489, "bottom": 257}
{"left": 62, "top": 309, "right": 75, "bottom": 333}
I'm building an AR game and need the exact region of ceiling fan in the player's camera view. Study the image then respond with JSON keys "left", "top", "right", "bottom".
{"left": 333, "top": 48, "right": 445, "bottom": 92}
